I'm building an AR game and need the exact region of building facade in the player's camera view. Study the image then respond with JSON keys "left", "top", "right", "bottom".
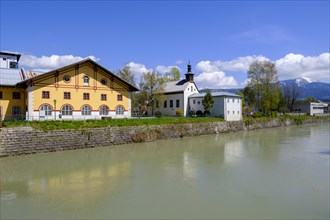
{"left": 159, "top": 63, "right": 243, "bottom": 121}
{"left": 0, "top": 52, "right": 139, "bottom": 121}
{"left": 293, "top": 101, "right": 328, "bottom": 115}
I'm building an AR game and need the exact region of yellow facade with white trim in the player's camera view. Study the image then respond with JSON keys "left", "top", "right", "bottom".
{"left": 0, "top": 59, "right": 138, "bottom": 121}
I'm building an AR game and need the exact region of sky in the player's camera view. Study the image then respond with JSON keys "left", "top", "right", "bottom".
{"left": 1, "top": 0, "right": 329, "bottom": 89}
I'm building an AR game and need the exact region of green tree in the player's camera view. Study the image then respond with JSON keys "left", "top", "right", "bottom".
{"left": 117, "top": 65, "right": 136, "bottom": 86}
{"left": 139, "top": 70, "right": 165, "bottom": 115}
{"left": 303, "top": 96, "right": 318, "bottom": 103}
{"left": 202, "top": 91, "right": 214, "bottom": 115}
{"left": 164, "top": 67, "right": 180, "bottom": 81}
{"left": 246, "top": 60, "right": 282, "bottom": 114}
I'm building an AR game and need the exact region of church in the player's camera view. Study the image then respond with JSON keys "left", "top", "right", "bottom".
{"left": 159, "top": 63, "right": 243, "bottom": 121}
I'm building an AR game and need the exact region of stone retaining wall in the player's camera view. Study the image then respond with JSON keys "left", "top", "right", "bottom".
{"left": 1, "top": 118, "right": 329, "bottom": 157}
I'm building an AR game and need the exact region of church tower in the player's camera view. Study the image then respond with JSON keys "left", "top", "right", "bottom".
{"left": 185, "top": 61, "right": 194, "bottom": 82}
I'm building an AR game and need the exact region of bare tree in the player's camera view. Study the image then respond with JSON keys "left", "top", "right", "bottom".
{"left": 283, "top": 83, "right": 303, "bottom": 112}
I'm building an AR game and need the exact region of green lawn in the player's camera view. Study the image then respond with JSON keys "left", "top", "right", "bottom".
{"left": 1, "top": 117, "right": 224, "bottom": 131}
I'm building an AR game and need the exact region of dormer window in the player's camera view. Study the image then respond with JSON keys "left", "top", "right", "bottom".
{"left": 83, "top": 76, "right": 89, "bottom": 86}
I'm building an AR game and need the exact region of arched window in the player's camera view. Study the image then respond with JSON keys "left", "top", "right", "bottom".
{"left": 81, "top": 105, "right": 91, "bottom": 115}
{"left": 83, "top": 76, "right": 89, "bottom": 86}
{"left": 40, "top": 104, "right": 52, "bottom": 116}
{"left": 61, "top": 105, "right": 73, "bottom": 116}
{"left": 99, "top": 105, "right": 109, "bottom": 115}
{"left": 116, "top": 105, "right": 124, "bottom": 115}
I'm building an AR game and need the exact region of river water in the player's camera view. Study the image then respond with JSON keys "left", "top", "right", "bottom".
{"left": 1, "top": 124, "right": 329, "bottom": 219}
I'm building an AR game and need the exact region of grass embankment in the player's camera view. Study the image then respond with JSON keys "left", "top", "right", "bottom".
{"left": 243, "top": 114, "right": 329, "bottom": 126}
{"left": 1, "top": 117, "right": 224, "bottom": 131}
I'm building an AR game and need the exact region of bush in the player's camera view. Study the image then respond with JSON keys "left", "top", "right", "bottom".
{"left": 155, "top": 111, "right": 162, "bottom": 118}
{"left": 176, "top": 109, "right": 183, "bottom": 117}
{"left": 204, "top": 110, "right": 210, "bottom": 116}
{"left": 190, "top": 109, "right": 196, "bottom": 116}
{"left": 252, "top": 111, "right": 263, "bottom": 118}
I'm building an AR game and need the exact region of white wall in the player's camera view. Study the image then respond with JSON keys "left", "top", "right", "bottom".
{"left": 0, "top": 54, "right": 18, "bottom": 69}
{"left": 224, "top": 97, "right": 242, "bottom": 121}
{"left": 158, "top": 93, "right": 184, "bottom": 116}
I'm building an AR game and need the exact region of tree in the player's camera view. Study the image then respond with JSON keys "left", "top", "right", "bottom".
{"left": 303, "top": 96, "right": 319, "bottom": 103}
{"left": 164, "top": 67, "right": 180, "bottom": 81}
{"left": 139, "top": 70, "right": 164, "bottom": 115}
{"left": 117, "top": 65, "right": 136, "bottom": 86}
{"left": 246, "top": 60, "right": 282, "bottom": 114}
{"left": 202, "top": 91, "right": 214, "bottom": 115}
{"left": 283, "top": 83, "right": 303, "bottom": 112}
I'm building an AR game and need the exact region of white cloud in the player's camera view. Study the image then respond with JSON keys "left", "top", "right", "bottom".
{"left": 275, "top": 53, "right": 330, "bottom": 82}
{"left": 20, "top": 54, "right": 99, "bottom": 73}
{"left": 124, "top": 62, "right": 152, "bottom": 82}
{"left": 194, "top": 71, "right": 238, "bottom": 89}
{"left": 176, "top": 60, "right": 183, "bottom": 65}
{"left": 155, "top": 65, "right": 181, "bottom": 74}
{"left": 196, "top": 55, "right": 269, "bottom": 73}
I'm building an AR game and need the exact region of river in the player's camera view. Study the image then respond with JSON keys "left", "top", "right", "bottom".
{"left": 1, "top": 123, "right": 329, "bottom": 219}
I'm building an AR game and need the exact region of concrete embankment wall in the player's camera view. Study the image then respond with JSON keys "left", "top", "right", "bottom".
{"left": 1, "top": 117, "right": 329, "bottom": 157}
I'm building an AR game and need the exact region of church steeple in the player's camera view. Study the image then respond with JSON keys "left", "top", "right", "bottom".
{"left": 185, "top": 61, "right": 194, "bottom": 82}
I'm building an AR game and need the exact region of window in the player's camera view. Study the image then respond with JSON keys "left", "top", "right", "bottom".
{"left": 197, "top": 101, "right": 200, "bottom": 105}
{"left": 237, "top": 99, "right": 240, "bottom": 103}
{"left": 12, "top": 106, "right": 21, "bottom": 116}
{"left": 232, "top": 99, "right": 234, "bottom": 103}
{"left": 83, "top": 93, "right": 90, "bottom": 100}
{"left": 81, "top": 105, "right": 91, "bottom": 115}
{"left": 116, "top": 105, "right": 124, "bottom": 115}
{"left": 233, "top": 111, "right": 235, "bottom": 114}
{"left": 61, "top": 105, "right": 73, "bottom": 116}
{"left": 10, "top": 62, "right": 18, "bottom": 69}
{"left": 237, "top": 111, "right": 240, "bottom": 115}
{"left": 193, "top": 100, "right": 196, "bottom": 104}
{"left": 42, "top": 91, "right": 50, "bottom": 99}
{"left": 64, "top": 92, "right": 71, "bottom": 99}
{"left": 228, "top": 111, "right": 230, "bottom": 114}
{"left": 13, "top": 92, "right": 20, "bottom": 99}
{"left": 164, "top": 100, "right": 167, "bottom": 108}
{"left": 101, "top": 79, "right": 107, "bottom": 85}
{"left": 170, "top": 100, "right": 173, "bottom": 108}
{"left": 40, "top": 104, "right": 52, "bottom": 116}
{"left": 117, "top": 94, "right": 123, "bottom": 101}
{"left": 101, "top": 94, "right": 107, "bottom": 101}
{"left": 176, "top": 100, "right": 180, "bottom": 108}
{"left": 227, "top": 99, "right": 229, "bottom": 103}
{"left": 99, "top": 105, "right": 109, "bottom": 115}
{"left": 156, "top": 100, "right": 159, "bottom": 108}
{"left": 63, "top": 75, "right": 71, "bottom": 83}
{"left": 191, "top": 86, "right": 193, "bottom": 91}
{"left": 0, "top": 91, "right": 2, "bottom": 99}
{"left": 83, "top": 76, "right": 89, "bottom": 86}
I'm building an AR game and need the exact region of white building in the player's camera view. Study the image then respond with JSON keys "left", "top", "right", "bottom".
{"left": 294, "top": 102, "right": 328, "bottom": 115}
{"left": 0, "top": 52, "right": 20, "bottom": 69}
{"left": 158, "top": 63, "right": 199, "bottom": 116}
{"left": 159, "top": 63, "right": 243, "bottom": 121}
{"left": 189, "top": 92, "right": 242, "bottom": 121}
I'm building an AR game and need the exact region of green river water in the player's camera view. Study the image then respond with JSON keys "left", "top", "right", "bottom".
{"left": 1, "top": 123, "right": 329, "bottom": 219}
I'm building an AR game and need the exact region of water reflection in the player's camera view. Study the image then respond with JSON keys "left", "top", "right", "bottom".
{"left": 1, "top": 124, "right": 329, "bottom": 219}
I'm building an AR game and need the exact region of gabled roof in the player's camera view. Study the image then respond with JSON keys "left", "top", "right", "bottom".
{"left": 17, "top": 58, "right": 139, "bottom": 91}
{"left": 189, "top": 91, "right": 242, "bottom": 98}
{"left": 163, "top": 79, "right": 199, "bottom": 93}
{"left": 0, "top": 68, "right": 22, "bottom": 86}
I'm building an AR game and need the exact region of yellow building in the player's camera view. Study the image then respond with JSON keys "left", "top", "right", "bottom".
{"left": 0, "top": 52, "right": 139, "bottom": 121}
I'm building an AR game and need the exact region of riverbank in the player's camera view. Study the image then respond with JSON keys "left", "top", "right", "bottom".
{"left": 1, "top": 116, "right": 329, "bottom": 157}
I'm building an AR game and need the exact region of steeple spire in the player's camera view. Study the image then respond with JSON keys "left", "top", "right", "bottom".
{"left": 185, "top": 61, "right": 194, "bottom": 82}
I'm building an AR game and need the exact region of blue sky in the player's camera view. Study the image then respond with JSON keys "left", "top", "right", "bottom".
{"left": 1, "top": 0, "right": 329, "bottom": 88}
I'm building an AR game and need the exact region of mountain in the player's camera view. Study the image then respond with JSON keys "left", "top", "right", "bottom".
{"left": 201, "top": 77, "right": 330, "bottom": 101}
{"left": 280, "top": 78, "right": 330, "bottom": 101}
